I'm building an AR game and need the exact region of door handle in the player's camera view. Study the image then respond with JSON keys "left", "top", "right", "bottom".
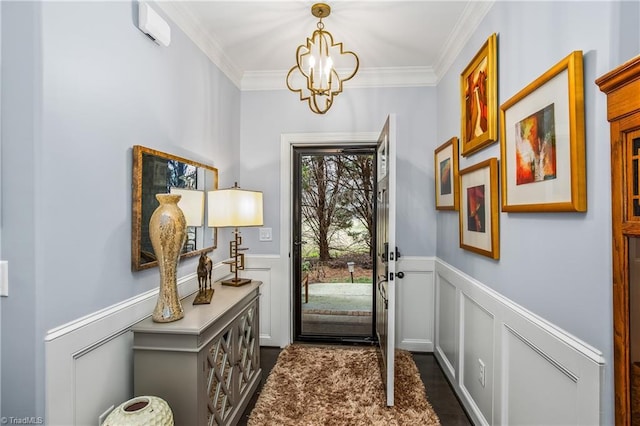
{"left": 379, "top": 282, "right": 387, "bottom": 300}
{"left": 293, "top": 241, "right": 307, "bottom": 246}
{"left": 377, "top": 276, "right": 388, "bottom": 293}
{"left": 396, "top": 271, "right": 405, "bottom": 279}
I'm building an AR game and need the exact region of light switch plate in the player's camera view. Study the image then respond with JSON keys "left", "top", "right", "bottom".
{"left": 259, "top": 227, "right": 272, "bottom": 241}
{"left": 0, "top": 261, "right": 7, "bottom": 297}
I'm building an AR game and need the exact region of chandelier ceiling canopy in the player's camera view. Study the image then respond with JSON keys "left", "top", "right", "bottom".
{"left": 286, "top": 3, "right": 359, "bottom": 114}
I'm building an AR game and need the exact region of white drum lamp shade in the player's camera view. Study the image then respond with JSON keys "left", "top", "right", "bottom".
{"left": 207, "top": 184, "right": 263, "bottom": 286}
{"left": 207, "top": 188, "right": 263, "bottom": 228}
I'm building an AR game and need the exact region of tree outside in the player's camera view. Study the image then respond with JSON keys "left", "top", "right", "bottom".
{"left": 300, "top": 153, "right": 374, "bottom": 284}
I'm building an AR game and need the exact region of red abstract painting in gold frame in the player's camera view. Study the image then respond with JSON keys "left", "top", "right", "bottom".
{"left": 459, "top": 158, "right": 499, "bottom": 259}
{"left": 500, "top": 51, "right": 586, "bottom": 212}
{"left": 460, "top": 33, "right": 498, "bottom": 157}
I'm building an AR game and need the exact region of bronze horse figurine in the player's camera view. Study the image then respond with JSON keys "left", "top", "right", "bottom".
{"left": 197, "top": 252, "right": 213, "bottom": 292}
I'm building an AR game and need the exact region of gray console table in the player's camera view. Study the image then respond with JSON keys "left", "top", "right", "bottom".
{"left": 131, "top": 280, "right": 262, "bottom": 426}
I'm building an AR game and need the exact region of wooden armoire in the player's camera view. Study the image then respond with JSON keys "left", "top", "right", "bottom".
{"left": 597, "top": 55, "right": 640, "bottom": 425}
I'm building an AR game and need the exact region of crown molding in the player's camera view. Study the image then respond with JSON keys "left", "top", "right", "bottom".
{"left": 241, "top": 66, "right": 437, "bottom": 91}
{"left": 433, "top": 0, "right": 495, "bottom": 81}
{"left": 155, "top": 1, "right": 243, "bottom": 87}
{"left": 158, "top": 1, "right": 495, "bottom": 91}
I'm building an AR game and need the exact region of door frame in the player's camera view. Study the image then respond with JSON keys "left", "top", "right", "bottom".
{"left": 280, "top": 132, "right": 379, "bottom": 345}
{"left": 291, "top": 145, "right": 378, "bottom": 342}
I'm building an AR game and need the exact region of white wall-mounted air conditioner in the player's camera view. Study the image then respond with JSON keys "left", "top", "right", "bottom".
{"left": 138, "top": 2, "right": 171, "bottom": 47}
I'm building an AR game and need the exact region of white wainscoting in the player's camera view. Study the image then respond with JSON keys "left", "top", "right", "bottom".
{"left": 435, "top": 259, "right": 605, "bottom": 426}
{"left": 395, "top": 256, "right": 435, "bottom": 352}
{"left": 43, "top": 261, "right": 264, "bottom": 426}
{"left": 243, "top": 254, "right": 284, "bottom": 347}
{"left": 46, "top": 253, "right": 604, "bottom": 425}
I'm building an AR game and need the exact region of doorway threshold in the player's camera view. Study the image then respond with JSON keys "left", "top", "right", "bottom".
{"left": 295, "top": 335, "right": 377, "bottom": 346}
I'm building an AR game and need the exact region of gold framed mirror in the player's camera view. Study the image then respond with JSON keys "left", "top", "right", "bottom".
{"left": 132, "top": 145, "right": 218, "bottom": 271}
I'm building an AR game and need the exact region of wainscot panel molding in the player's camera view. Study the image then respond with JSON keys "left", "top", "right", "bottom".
{"left": 435, "top": 274, "right": 458, "bottom": 379}
{"left": 395, "top": 256, "right": 435, "bottom": 352}
{"left": 44, "top": 263, "right": 229, "bottom": 426}
{"left": 434, "top": 259, "right": 605, "bottom": 426}
{"left": 242, "top": 254, "right": 284, "bottom": 347}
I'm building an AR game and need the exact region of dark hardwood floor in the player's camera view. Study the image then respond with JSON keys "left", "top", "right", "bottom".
{"left": 412, "top": 352, "right": 473, "bottom": 425}
{"left": 238, "top": 346, "right": 472, "bottom": 425}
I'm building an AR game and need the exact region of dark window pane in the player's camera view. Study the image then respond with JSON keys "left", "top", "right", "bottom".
{"left": 634, "top": 137, "right": 640, "bottom": 156}
{"left": 634, "top": 159, "right": 639, "bottom": 196}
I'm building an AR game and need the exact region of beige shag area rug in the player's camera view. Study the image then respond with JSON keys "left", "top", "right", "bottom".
{"left": 248, "top": 345, "right": 440, "bottom": 425}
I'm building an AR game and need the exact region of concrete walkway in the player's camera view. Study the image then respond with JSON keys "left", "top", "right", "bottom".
{"left": 302, "top": 282, "right": 373, "bottom": 314}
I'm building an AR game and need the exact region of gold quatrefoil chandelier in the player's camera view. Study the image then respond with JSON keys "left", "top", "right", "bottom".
{"left": 286, "top": 3, "right": 359, "bottom": 114}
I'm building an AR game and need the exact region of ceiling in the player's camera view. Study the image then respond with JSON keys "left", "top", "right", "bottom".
{"left": 156, "top": 1, "right": 494, "bottom": 90}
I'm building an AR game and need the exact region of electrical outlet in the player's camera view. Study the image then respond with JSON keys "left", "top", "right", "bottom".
{"left": 98, "top": 405, "right": 114, "bottom": 425}
{"left": 478, "top": 358, "right": 486, "bottom": 388}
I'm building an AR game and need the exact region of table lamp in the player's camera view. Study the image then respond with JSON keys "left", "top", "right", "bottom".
{"left": 208, "top": 183, "right": 263, "bottom": 286}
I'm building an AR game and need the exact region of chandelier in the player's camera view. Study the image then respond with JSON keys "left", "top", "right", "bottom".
{"left": 286, "top": 3, "right": 359, "bottom": 114}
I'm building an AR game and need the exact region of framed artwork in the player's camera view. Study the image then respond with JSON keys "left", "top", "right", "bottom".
{"left": 460, "top": 33, "right": 498, "bottom": 157}
{"left": 434, "top": 136, "right": 459, "bottom": 210}
{"left": 459, "top": 158, "right": 499, "bottom": 259}
{"left": 500, "top": 50, "right": 586, "bottom": 212}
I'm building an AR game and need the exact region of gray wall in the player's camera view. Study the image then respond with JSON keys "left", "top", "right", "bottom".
{"left": 0, "top": 0, "right": 636, "bottom": 423}
{"left": 435, "top": 2, "right": 638, "bottom": 423}
{"left": 1, "top": 1, "right": 240, "bottom": 419}
{"left": 239, "top": 87, "right": 437, "bottom": 256}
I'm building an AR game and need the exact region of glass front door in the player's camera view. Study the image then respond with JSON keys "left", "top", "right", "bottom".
{"left": 292, "top": 146, "right": 376, "bottom": 342}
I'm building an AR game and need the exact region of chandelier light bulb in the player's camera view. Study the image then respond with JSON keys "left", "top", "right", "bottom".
{"left": 325, "top": 57, "right": 333, "bottom": 75}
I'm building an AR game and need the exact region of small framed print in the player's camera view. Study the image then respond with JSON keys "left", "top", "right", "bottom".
{"left": 460, "top": 33, "right": 498, "bottom": 156}
{"left": 500, "top": 51, "right": 586, "bottom": 212}
{"left": 459, "top": 158, "right": 499, "bottom": 259}
{"left": 434, "top": 137, "right": 459, "bottom": 210}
